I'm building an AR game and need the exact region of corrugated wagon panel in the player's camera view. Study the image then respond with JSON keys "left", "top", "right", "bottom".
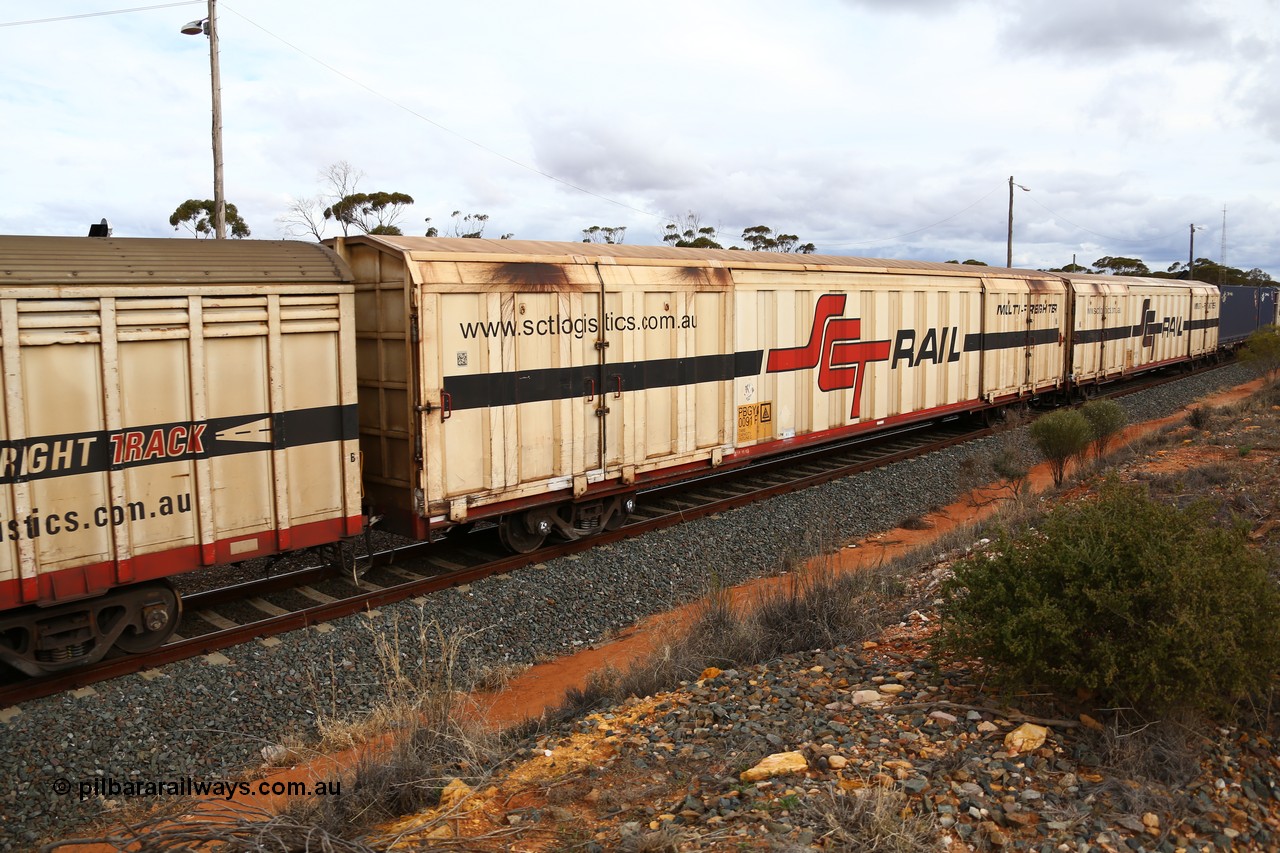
{"left": 733, "top": 270, "right": 985, "bottom": 448}
{"left": 0, "top": 239, "right": 360, "bottom": 609}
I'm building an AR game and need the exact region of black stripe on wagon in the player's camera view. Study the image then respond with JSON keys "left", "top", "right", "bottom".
{"left": 444, "top": 351, "right": 765, "bottom": 411}
{"left": 0, "top": 403, "right": 358, "bottom": 485}
{"left": 962, "top": 327, "right": 1061, "bottom": 352}
{"left": 1074, "top": 326, "right": 1137, "bottom": 345}
{"left": 1075, "top": 315, "right": 1220, "bottom": 344}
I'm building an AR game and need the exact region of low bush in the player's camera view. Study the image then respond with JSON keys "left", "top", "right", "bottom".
{"left": 934, "top": 479, "right": 1280, "bottom": 714}
{"left": 291, "top": 618, "right": 507, "bottom": 839}
{"left": 1080, "top": 398, "right": 1127, "bottom": 458}
{"left": 1239, "top": 324, "right": 1280, "bottom": 382}
{"left": 1029, "top": 409, "right": 1093, "bottom": 485}
{"left": 990, "top": 441, "right": 1033, "bottom": 500}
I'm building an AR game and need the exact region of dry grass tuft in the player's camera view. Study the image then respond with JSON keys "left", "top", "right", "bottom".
{"left": 800, "top": 783, "right": 939, "bottom": 852}
{"left": 287, "top": 616, "right": 510, "bottom": 841}
{"left": 39, "top": 804, "right": 377, "bottom": 853}
{"left": 547, "top": 545, "right": 929, "bottom": 719}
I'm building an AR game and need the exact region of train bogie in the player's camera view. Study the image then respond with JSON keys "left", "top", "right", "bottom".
{"left": 0, "top": 237, "right": 362, "bottom": 674}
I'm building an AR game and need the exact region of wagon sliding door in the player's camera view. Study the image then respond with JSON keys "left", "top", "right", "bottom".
{"left": 594, "top": 264, "right": 731, "bottom": 481}
{"left": 979, "top": 277, "right": 1065, "bottom": 402}
{"left": 425, "top": 262, "right": 609, "bottom": 520}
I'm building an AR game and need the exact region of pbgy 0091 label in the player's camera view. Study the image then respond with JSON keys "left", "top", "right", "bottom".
{"left": 736, "top": 402, "right": 773, "bottom": 444}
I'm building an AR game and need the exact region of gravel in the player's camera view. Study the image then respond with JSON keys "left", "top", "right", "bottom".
{"left": 0, "top": 363, "right": 1256, "bottom": 850}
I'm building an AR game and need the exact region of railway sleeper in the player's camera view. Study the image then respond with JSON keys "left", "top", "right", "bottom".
{"left": 0, "top": 581, "right": 180, "bottom": 677}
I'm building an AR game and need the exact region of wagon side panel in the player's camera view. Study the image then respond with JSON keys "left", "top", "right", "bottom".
{"left": 733, "top": 269, "right": 984, "bottom": 451}
{"left": 0, "top": 298, "right": 114, "bottom": 604}
{"left": 1219, "top": 284, "right": 1258, "bottom": 346}
{"left": 0, "top": 279, "right": 358, "bottom": 604}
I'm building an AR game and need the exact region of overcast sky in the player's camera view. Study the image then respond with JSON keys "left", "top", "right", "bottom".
{"left": 3, "top": 0, "right": 1277, "bottom": 275}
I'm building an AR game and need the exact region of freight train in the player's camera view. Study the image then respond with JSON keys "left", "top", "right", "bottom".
{"left": 0, "top": 235, "right": 1273, "bottom": 676}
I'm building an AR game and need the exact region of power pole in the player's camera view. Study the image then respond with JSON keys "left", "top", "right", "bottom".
{"left": 1220, "top": 206, "right": 1227, "bottom": 286}
{"left": 209, "top": 0, "right": 225, "bottom": 239}
{"left": 1006, "top": 176, "right": 1029, "bottom": 268}
{"left": 1188, "top": 224, "right": 1204, "bottom": 282}
{"left": 182, "top": 1, "right": 225, "bottom": 238}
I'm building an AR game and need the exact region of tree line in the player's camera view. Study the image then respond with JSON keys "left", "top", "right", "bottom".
{"left": 167, "top": 162, "right": 1272, "bottom": 283}
{"left": 169, "top": 163, "right": 821, "bottom": 254}
{"left": 946, "top": 254, "right": 1273, "bottom": 286}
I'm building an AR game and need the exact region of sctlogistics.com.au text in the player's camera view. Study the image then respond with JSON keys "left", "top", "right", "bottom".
{"left": 52, "top": 775, "right": 342, "bottom": 802}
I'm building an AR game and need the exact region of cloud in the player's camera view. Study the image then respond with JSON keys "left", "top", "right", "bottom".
{"left": 993, "top": 0, "right": 1234, "bottom": 57}
{"left": 1, "top": 0, "right": 1276, "bottom": 276}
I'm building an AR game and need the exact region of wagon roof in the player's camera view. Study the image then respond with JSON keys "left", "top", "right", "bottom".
{"left": 1057, "top": 271, "right": 1205, "bottom": 286}
{"left": 335, "top": 235, "right": 1063, "bottom": 278}
{"left": 0, "top": 236, "right": 353, "bottom": 285}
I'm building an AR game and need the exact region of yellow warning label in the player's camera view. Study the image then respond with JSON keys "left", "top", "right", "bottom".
{"left": 736, "top": 402, "right": 774, "bottom": 443}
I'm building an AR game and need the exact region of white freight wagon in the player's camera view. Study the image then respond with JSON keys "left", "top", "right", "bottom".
{"left": 332, "top": 237, "right": 1079, "bottom": 552}
{"left": 1065, "top": 276, "right": 1219, "bottom": 390}
{"left": 0, "top": 237, "right": 361, "bottom": 674}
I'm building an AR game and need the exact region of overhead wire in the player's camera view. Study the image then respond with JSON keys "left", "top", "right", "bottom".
{"left": 0, "top": 2, "right": 201, "bottom": 27}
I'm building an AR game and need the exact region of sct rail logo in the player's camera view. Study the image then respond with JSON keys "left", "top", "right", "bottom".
{"left": 1138, "top": 298, "right": 1184, "bottom": 349}
{"left": 765, "top": 294, "right": 892, "bottom": 419}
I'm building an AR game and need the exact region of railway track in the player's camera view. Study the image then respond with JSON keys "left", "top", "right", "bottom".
{"left": 0, "top": 362, "right": 1226, "bottom": 707}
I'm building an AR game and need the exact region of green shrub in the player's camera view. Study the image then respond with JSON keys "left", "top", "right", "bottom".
{"left": 1080, "top": 398, "right": 1127, "bottom": 458}
{"left": 934, "top": 480, "right": 1280, "bottom": 714}
{"left": 1029, "top": 408, "right": 1093, "bottom": 485}
{"left": 990, "top": 442, "right": 1033, "bottom": 499}
{"left": 1239, "top": 324, "right": 1280, "bottom": 382}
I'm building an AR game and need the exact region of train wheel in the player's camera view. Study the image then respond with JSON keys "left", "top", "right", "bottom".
{"left": 498, "top": 513, "right": 549, "bottom": 554}
{"left": 605, "top": 495, "right": 636, "bottom": 530}
{"left": 113, "top": 583, "right": 181, "bottom": 654}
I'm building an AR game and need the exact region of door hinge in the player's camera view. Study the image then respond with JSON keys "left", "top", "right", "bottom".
{"left": 410, "top": 313, "right": 420, "bottom": 343}
{"left": 594, "top": 339, "right": 609, "bottom": 350}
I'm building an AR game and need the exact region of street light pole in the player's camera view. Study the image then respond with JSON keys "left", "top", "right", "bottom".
{"left": 182, "top": 0, "right": 225, "bottom": 239}
{"left": 1006, "top": 176, "right": 1029, "bottom": 268}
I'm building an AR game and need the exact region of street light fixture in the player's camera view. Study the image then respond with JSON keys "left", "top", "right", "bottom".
{"left": 180, "top": 1, "right": 225, "bottom": 239}
{"left": 1006, "top": 176, "right": 1030, "bottom": 268}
